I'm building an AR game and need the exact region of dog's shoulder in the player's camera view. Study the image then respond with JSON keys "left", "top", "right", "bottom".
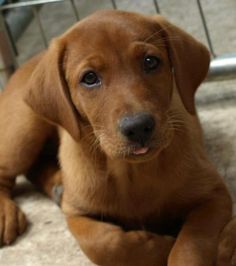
{"left": 4, "top": 52, "right": 46, "bottom": 92}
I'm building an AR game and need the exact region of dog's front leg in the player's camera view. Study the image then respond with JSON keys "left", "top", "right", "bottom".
{"left": 168, "top": 187, "right": 232, "bottom": 266}
{"left": 66, "top": 215, "right": 175, "bottom": 266}
{"left": 217, "top": 216, "right": 236, "bottom": 266}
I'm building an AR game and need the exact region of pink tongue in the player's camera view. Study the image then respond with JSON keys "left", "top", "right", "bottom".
{"left": 133, "top": 147, "right": 149, "bottom": 155}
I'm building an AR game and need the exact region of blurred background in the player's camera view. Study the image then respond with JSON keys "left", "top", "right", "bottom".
{"left": 1, "top": 0, "right": 236, "bottom": 109}
{"left": 0, "top": 0, "right": 236, "bottom": 88}
{"left": 0, "top": 1, "right": 235, "bottom": 265}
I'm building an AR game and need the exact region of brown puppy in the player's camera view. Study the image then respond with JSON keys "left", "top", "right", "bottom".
{"left": 0, "top": 9, "right": 234, "bottom": 266}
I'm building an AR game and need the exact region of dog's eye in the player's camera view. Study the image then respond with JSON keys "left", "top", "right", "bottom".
{"left": 81, "top": 71, "right": 101, "bottom": 88}
{"left": 143, "top": 56, "right": 161, "bottom": 72}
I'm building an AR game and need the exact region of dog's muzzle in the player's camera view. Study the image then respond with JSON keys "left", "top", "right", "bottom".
{"left": 118, "top": 112, "right": 155, "bottom": 149}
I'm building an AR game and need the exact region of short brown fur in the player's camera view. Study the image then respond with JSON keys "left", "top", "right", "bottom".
{"left": 0, "top": 10, "right": 235, "bottom": 266}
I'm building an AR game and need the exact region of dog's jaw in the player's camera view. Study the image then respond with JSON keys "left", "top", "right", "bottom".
{"left": 95, "top": 126, "right": 174, "bottom": 163}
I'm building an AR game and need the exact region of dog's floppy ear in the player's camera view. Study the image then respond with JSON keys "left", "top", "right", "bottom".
{"left": 24, "top": 38, "right": 80, "bottom": 140}
{"left": 153, "top": 16, "right": 210, "bottom": 114}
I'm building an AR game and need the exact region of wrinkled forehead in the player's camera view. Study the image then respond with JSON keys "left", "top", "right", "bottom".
{"left": 63, "top": 10, "right": 162, "bottom": 54}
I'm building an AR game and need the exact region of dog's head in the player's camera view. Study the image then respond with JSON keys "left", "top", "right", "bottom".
{"left": 25, "top": 10, "right": 210, "bottom": 161}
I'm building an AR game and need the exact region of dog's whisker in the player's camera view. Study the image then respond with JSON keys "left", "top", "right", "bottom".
{"left": 144, "top": 23, "right": 174, "bottom": 42}
{"left": 144, "top": 23, "right": 182, "bottom": 44}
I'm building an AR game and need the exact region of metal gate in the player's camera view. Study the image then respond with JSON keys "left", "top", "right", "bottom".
{"left": 0, "top": 0, "right": 236, "bottom": 89}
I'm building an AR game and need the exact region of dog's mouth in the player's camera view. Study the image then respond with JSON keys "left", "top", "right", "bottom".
{"left": 125, "top": 142, "right": 159, "bottom": 161}
{"left": 132, "top": 146, "right": 150, "bottom": 155}
{"left": 98, "top": 136, "right": 167, "bottom": 161}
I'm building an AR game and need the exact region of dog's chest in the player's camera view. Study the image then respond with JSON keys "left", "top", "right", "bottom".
{"left": 69, "top": 166, "right": 187, "bottom": 236}
{"left": 72, "top": 161, "right": 177, "bottom": 220}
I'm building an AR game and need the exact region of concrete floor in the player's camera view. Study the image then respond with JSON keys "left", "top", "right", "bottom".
{"left": 0, "top": 0, "right": 236, "bottom": 265}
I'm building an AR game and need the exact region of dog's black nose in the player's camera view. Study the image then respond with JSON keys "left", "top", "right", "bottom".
{"left": 119, "top": 113, "right": 155, "bottom": 145}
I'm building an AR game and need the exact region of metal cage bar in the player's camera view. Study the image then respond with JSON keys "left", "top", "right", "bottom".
{"left": 70, "top": 0, "right": 79, "bottom": 21}
{"left": 207, "top": 55, "right": 236, "bottom": 82}
{"left": 196, "top": 0, "right": 216, "bottom": 57}
{"left": 0, "top": 0, "right": 64, "bottom": 10}
{"left": 32, "top": 5, "right": 48, "bottom": 47}
{"left": 0, "top": 11, "right": 17, "bottom": 88}
{"left": 153, "top": 0, "right": 160, "bottom": 14}
{"left": 110, "top": 0, "right": 117, "bottom": 10}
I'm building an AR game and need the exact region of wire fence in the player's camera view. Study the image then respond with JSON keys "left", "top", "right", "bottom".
{"left": 0, "top": 0, "right": 236, "bottom": 89}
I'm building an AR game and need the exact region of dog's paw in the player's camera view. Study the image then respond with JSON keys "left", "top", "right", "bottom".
{"left": 231, "top": 250, "right": 236, "bottom": 266}
{"left": 125, "top": 230, "right": 174, "bottom": 247}
{"left": 217, "top": 217, "right": 236, "bottom": 266}
{"left": 119, "top": 230, "right": 175, "bottom": 266}
{"left": 217, "top": 242, "right": 236, "bottom": 266}
{"left": 0, "top": 197, "right": 27, "bottom": 246}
